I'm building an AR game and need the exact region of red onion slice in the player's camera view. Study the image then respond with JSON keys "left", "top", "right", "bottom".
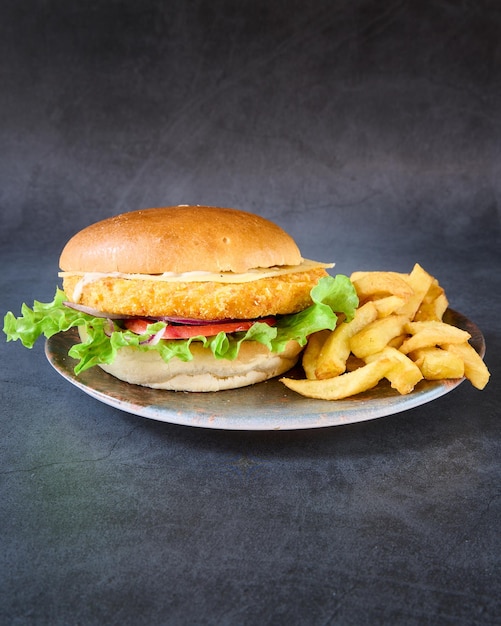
{"left": 63, "top": 302, "right": 273, "bottom": 328}
{"left": 63, "top": 301, "right": 133, "bottom": 320}
{"left": 104, "top": 319, "right": 115, "bottom": 337}
{"left": 139, "top": 327, "right": 166, "bottom": 346}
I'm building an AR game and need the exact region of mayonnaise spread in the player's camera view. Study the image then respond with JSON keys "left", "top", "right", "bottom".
{"left": 59, "top": 259, "right": 334, "bottom": 302}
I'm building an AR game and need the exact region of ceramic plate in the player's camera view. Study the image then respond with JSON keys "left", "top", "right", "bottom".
{"left": 45, "top": 309, "right": 485, "bottom": 430}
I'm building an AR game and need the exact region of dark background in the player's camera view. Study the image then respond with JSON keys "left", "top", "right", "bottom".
{"left": 1, "top": 2, "right": 500, "bottom": 625}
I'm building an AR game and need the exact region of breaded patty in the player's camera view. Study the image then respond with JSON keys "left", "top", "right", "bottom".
{"left": 63, "top": 268, "right": 327, "bottom": 320}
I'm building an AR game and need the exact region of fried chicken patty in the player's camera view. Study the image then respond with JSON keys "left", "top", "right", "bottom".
{"left": 62, "top": 268, "right": 328, "bottom": 320}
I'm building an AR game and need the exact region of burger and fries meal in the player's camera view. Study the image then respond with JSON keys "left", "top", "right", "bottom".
{"left": 3, "top": 205, "right": 490, "bottom": 400}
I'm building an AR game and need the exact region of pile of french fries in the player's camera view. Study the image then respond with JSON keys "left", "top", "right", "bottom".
{"left": 281, "top": 264, "right": 490, "bottom": 400}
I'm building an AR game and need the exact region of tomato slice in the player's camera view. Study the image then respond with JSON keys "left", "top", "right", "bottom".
{"left": 124, "top": 317, "right": 275, "bottom": 339}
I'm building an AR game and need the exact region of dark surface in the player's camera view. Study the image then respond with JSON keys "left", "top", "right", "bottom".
{"left": 1, "top": 2, "right": 500, "bottom": 624}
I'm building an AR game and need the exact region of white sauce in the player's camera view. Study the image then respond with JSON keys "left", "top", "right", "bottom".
{"left": 59, "top": 259, "right": 334, "bottom": 302}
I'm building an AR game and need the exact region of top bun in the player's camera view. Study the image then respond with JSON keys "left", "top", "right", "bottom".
{"left": 59, "top": 206, "right": 302, "bottom": 274}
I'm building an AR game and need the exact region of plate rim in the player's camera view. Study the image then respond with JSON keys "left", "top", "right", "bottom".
{"left": 45, "top": 308, "right": 484, "bottom": 431}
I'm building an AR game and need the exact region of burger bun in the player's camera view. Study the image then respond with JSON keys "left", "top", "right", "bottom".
{"left": 78, "top": 328, "right": 302, "bottom": 392}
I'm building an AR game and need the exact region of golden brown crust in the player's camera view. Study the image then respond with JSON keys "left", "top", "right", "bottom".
{"left": 62, "top": 268, "right": 328, "bottom": 320}
{"left": 59, "top": 206, "right": 302, "bottom": 274}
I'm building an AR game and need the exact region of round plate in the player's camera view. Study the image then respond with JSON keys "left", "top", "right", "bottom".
{"left": 45, "top": 310, "right": 485, "bottom": 430}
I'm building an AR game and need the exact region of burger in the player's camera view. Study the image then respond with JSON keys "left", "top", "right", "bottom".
{"left": 4, "top": 205, "right": 358, "bottom": 391}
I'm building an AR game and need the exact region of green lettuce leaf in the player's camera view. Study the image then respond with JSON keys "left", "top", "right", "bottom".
{"left": 3, "top": 275, "right": 358, "bottom": 375}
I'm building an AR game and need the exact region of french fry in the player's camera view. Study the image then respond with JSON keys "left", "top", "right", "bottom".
{"left": 314, "top": 302, "right": 378, "bottom": 379}
{"left": 414, "top": 280, "right": 449, "bottom": 322}
{"left": 410, "top": 347, "right": 465, "bottom": 380}
{"left": 442, "top": 342, "right": 491, "bottom": 389}
{"left": 302, "top": 330, "right": 330, "bottom": 380}
{"left": 387, "top": 334, "right": 407, "bottom": 349}
{"left": 350, "top": 271, "right": 414, "bottom": 302}
{"left": 372, "top": 295, "right": 407, "bottom": 317}
{"left": 425, "top": 280, "right": 444, "bottom": 301}
{"left": 397, "top": 263, "right": 435, "bottom": 319}
{"left": 281, "top": 356, "right": 399, "bottom": 400}
{"left": 399, "top": 321, "right": 471, "bottom": 354}
{"left": 350, "top": 314, "right": 409, "bottom": 359}
{"left": 366, "top": 347, "right": 423, "bottom": 395}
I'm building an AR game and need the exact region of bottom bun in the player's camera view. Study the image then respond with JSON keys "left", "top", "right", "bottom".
{"left": 78, "top": 329, "right": 302, "bottom": 391}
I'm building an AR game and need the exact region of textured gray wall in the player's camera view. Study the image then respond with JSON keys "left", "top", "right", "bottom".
{"left": 1, "top": 1, "right": 500, "bottom": 266}
{"left": 1, "top": 4, "right": 500, "bottom": 625}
